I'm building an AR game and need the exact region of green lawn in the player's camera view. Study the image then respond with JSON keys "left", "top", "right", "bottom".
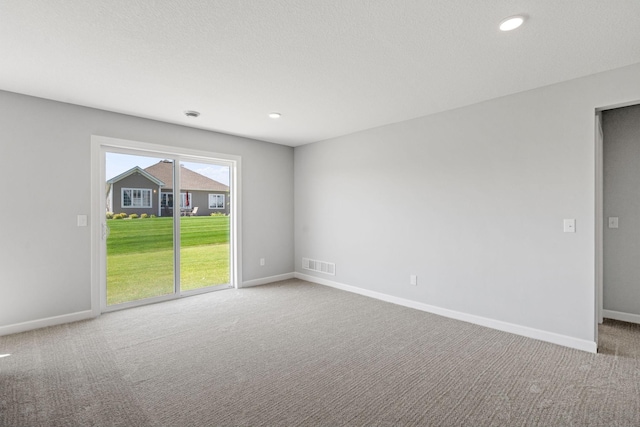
{"left": 107, "top": 216, "right": 229, "bottom": 255}
{"left": 107, "top": 216, "right": 229, "bottom": 305}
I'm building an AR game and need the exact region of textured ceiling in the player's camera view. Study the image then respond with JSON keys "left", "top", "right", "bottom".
{"left": 1, "top": 1, "right": 639, "bottom": 146}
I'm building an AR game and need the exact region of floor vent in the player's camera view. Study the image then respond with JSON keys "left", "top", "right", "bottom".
{"left": 302, "top": 258, "right": 336, "bottom": 276}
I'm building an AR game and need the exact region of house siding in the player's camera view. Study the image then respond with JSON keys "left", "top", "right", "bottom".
{"left": 112, "top": 173, "right": 161, "bottom": 216}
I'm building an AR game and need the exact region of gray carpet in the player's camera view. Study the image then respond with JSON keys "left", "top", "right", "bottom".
{"left": 1, "top": 279, "right": 639, "bottom": 426}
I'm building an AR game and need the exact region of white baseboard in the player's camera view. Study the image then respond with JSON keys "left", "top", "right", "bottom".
{"left": 241, "top": 272, "right": 295, "bottom": 288}
{"left": 603, "top": 309, "right": 640, "bottom": 325}
{"left": 295, "top": 272, "right": 597, "bottom": 354}
{"left": 0, "top": 310, "right": 96, "bottom": 337}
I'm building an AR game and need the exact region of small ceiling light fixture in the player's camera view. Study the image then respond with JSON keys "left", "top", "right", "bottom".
{"left": 499, "top": 15, "right": 526, "bottom": 31}
{"left": 184, "top": 110, "right": 200, "bottom": 118}
{"left": 269, "top": 112, "right": 281, "bottom": 119}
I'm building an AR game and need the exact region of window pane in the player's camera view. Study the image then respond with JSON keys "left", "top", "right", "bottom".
{"left": 123, "top": 189, "right": 131, "bottom": 206}
{"left": 181, "top": 161, "right": 230, "bottom": 292}
{"left": 209, "top": 194, "right": 224, "bottom": 209}
{"left": 106, "top": 154, "right": 174, "bottom": 306}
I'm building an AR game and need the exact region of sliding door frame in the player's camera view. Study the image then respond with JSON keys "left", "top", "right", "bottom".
{"left": 90, "top": 135, "right": 242, "bottom": 314}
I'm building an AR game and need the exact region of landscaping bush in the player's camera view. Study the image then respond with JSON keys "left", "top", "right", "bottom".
{"left": 150, "top": 214, "right": 157, "bottom": 218}
{"left": 210, "top": 212, "right": 225, "bottom": 217}
{"left": 141, "top": 213, "right": 149, "bottom": 219}
{"left": 106, "top": 212, "right": 114, "bottom": 219}
{"left": 118, "top": 213, "right": 128, "bottom": 218}
{"left": 113, "top": 214, "right": 124, "bottom": 220}
{"left": 129, "top": 214, "right": 139, "bottom": 219}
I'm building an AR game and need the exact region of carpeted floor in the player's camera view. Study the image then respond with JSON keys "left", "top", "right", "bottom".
{"left": 1, "top": 279, "right": 639, "bottom": 426}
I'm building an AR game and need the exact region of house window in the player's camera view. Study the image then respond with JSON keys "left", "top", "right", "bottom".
{"left": 122, "top": 188, "right": 152, "bottom": 208}
{"left": 209, "top": 194, "right": 225, "bottom": 209}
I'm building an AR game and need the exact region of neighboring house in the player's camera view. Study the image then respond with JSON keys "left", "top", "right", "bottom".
{"left": 106, "top": 160, "right": 230, "bottom": 216}
{"left": 106, "top": 166, "right": 164, "bottom": 217}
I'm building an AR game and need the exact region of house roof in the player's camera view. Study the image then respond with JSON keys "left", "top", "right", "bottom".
{"left": 106, "top": 166, "right": 165, "bottom": 186}
{"left": 144, "top": 160, "right": 229, "bottom": 192}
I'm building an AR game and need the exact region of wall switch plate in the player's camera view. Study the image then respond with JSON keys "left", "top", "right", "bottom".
{"left": 563, "top": 219, "right": 576, "bottom": 233}
{"left": 77, "top": 215, "right": 88, "bottom": 227}
{"left": 260, "top": 258, "right": 265, "bottom": 266}
{"left": 410, "top": 275, "right": 417, "bottom": 286}
{"left": 608, "top": 217, "right": 619, "bottom": 228}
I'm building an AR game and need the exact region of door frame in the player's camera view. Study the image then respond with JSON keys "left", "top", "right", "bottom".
{"left": 90, "top": 135, "right": 242, "bottom": 314}
{"left": 595, "top": 111, "right": 603, "bottom": 335}
{"left": 595, "top": 100, "right": 640, "bottom": 341}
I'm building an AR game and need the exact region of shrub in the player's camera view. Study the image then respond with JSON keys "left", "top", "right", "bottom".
{"left": 118, "top": 213, "right": 128, "bottom": 218}
{"left": 210, "top": 212, "right": 225, "bottom": 217}
{"left": 106, "top": 212, "right": 114, "bottom": 219}
{"left": 129, "top": 214, "right": 139, "bottom": 219}
{"left": 150, "top": 214, "right": 157, "bottom": 218}
{"left": 113, "top": 214, "right": 124, "bottom": 220}
{"left": 140, "top": 213, "right": 149, "bottom": 219}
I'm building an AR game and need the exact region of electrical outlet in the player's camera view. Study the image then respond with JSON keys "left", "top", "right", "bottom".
{"left": 410, "top": 275, "right": 417, "bottom": 286}
{"left": 260, "top": 258, "right": 265, "bottom": 266}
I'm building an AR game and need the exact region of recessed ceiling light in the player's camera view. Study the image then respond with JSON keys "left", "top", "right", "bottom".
{"left": 269, "top": 112, "right": 281, "bottom": 119}
{"left": 184, "top": 110, "right": 200, "bottom": 118}
{"left": 499, "top": 15, "right": 525, "bottom": 31}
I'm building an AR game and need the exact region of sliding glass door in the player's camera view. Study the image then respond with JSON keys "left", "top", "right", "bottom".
{"left": 106, "top": 153, "right": 175, "bottom": 305}
{"left": 179, "top": 160, "right": 231, "bottom": 292}
{"left": 102, "top": 148, "right": 233, "bottom": 310}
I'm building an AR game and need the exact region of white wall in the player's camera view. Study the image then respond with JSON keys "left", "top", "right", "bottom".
{"left": 603, "top": 104, "right": 640, "bottom": 320}
{"left": 295, "top": 62, "right": 640, "bottom": 348}
{"left": 0, "top": 90, "right": 294, "bottom": 329}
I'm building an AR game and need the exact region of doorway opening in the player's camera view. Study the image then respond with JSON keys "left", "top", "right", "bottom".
{"left": 91, "top": 136, "right": 240, "bottom": 313}
{"left": 596, "top": 102, "right": 640, "bottom": 352}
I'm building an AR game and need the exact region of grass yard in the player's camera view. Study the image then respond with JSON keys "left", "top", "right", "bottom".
{"left": 107, "top": 216, "right": 229, "bottom": 255}
{"left": 107, "top": 216, "right": 229, "bottom": 305}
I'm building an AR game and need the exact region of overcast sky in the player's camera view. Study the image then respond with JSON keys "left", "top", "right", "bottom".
{"left": 106, "top": 152, "right": 230, "bottom": 186}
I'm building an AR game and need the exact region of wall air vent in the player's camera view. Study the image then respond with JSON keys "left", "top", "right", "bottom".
{"left": 302, "top": 258, "right": 335, "bottom": 276}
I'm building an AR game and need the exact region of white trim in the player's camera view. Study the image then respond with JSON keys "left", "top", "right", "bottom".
{"left": 174, "top": 162, "right": 181, "bottom": 295}
{"left": 0, "top": 310, "right": 95, "bottom": 337}
{"left": 90, "top": 139, "right": 103, "bottom": 317}
{"left": 295, "top": 272, "right": 598, "bottom": 353}
{"left": 232, "top": 156, "right": 242, "bottom": 288}
{"left": 603, "top": 309, "right": 640, "bottom": 325}
{"left": 595, "top": 112, "right": 604, "bottom": 327}
{"left": 241, "top": 272, "right": 295, "bottom": 288}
